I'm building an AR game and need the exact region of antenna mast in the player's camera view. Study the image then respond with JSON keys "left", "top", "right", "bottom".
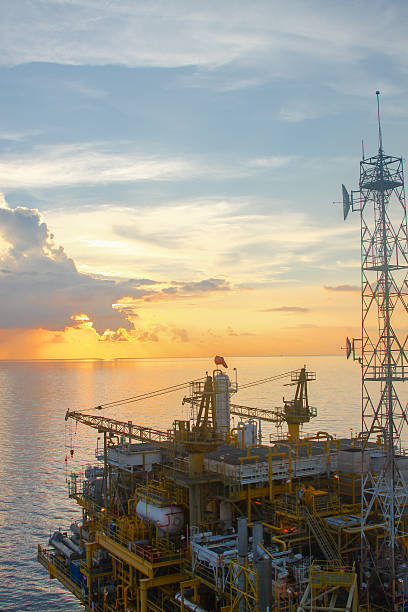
{"left": 376, "top": 89, "right": 383, "bottom": 152}
{"left": 343, "top": 91, "right": 408, "bottom": 607}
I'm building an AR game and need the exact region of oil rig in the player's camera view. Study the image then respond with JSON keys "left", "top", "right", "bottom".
{"left": 38, "top": 94, "right": 408, "bottom": 611}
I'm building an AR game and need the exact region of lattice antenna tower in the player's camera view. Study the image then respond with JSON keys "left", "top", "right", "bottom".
{"left": 342, "top": 91, "right": 408, "bottom": 606}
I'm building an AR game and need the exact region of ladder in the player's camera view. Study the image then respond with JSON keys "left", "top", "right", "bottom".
{"left": 303, "top": 508, "right": 341, "bottom": 562}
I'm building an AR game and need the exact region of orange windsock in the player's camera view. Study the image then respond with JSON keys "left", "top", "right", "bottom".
{"left": 214, "top": 355, "right": 228, "bottom": 368}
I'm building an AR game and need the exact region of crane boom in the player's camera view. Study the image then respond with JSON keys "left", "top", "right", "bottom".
{"left": 182, "top": 397, "right": 283, "bottom": 423}
{"left": 229, "top": 402, "right": 283, "bottom": 423}
{"left": 65, "top": 411, "right": 172, "bottom": 445}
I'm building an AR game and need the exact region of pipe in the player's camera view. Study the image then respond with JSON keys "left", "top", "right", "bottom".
{"left": 259, "top": 523, "right": 289, "bottom": 550}
{"left": 239, "top": 455, "right": 259, "bottom": 463}
{"left": 304, "top": 431, "right": 334, "bottom": 441}
{"left": 128, "top": 497, "right": 138, "bottom": 515}
{"left": 230, "top": 427, "right": 242, "bottom": 447}
{"left": 271, "top": 535, "right": 287, "bottom": 551}
{"left": 294, "top": 439, "right": 313, "bottom": 456}
{"left": 268, "top": 447, "right": 273, "bottom": 500}
{"left": 175, "top": 593, "right": 208, "bottom": 612}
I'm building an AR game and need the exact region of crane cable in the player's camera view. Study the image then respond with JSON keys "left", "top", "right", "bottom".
{"left": 73, "top": 369, "right": 298, "bottom": 415}
{"left": 238, "top": 370, "right": 296, "bottom": 390}
{"left": 76, "top": 376, "right": 207, "bottom": 413}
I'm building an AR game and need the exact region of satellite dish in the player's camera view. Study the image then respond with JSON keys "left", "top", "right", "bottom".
{"left": 342, "top": 184, "right": 351, "bottom": 220}
{"left": 346, "top": 337, "right": 352, "bottom": 360}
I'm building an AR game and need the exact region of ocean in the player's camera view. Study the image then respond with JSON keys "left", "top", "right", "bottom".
{"left": 0, "top": 355, "right": 360, "bottom": 611}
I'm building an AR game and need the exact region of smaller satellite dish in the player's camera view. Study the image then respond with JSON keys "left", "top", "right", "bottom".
{"left": 346, "top": 337, "right": 352, "bottom": 360}
{"left": 342, "top": 184, "right": 351, "bottom": 220}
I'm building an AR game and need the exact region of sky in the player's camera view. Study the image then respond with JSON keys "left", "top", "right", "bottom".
{"left": 0, "top": 0, "right": 407, "bottom": 360}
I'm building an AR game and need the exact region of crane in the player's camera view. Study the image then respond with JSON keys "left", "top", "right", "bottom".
{"left": 183, "top": 366, "right": 317, "bottom": 442}
{"left": 65, "top": 367, "right": 316, "bottom": 446}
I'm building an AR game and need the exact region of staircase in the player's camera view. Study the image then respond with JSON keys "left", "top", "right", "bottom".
{"left": 303, "top": 508, "right": 341, "bottom": 562}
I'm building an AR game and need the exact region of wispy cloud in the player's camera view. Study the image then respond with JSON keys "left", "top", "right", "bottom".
{"left": 0, "top": 129, "right": 42, "bottom": 141}
{"left": 0, "top": 143, "right": 194, "bottom": 188}
{"left": 227, "top": 326, "right": 256, "bottom": 337}
{"left": 0, "top": 143, "right": 284, "bottom": 189}
{"left": 2, "top": 1, "right": 408, "bottom": 83}
{"left": 174, "top": 279, "right": 230, "bottom": 293}
{"left": 260, "top": 306, "right": 309, "bottom": 312}
{"left": 45, "top": 195, "right": 360, "bottom": 287}
{"left": 287, "top": 323, "right": 318, "bottom": 329}
{"left": 278, "top": 103, "right": 324, "bottom": 123}
{"left": 64, "top": 80, "right": 106, "bottom": 99}
{"left": 118, "top": 278, "right": 231, "bottom": 304}
{"left": 324, "top": 284, "right": 359, "bottom": 292}
{"left": 248, "top": 156, "right": 293, "bottom": 168}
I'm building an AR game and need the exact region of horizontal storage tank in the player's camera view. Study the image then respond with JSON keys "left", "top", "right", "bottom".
{"left": 61, "top": 535, "right": 83, "bottom": 556}
{"left": 136, "top": 499, "right": 184, "bottom": 535}
{"left": 49, "top": 532, "right": 79, "bottom": 562}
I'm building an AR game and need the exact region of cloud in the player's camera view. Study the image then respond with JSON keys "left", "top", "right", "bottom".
{"left": 99, "top": 326, "right": 162, "bottom": 343}
{"left": 0, "top": 129, "right": 42, "bottom": 141}
{"left": 2, "top": 1, "right": 408, "bottom": 84}
{"left": 131, "top": 278, "right": 231, "bottom": 303}
{"left": 171, "top": 327, "right": 189, "bottom": 342}
{"left": 113, "top": 224, "right": 184, "bottom": 250}
{"left": 227, "top": 326, "right": 256, "bottom": 337}
{"left": 44, "top": 194, "right": 359, "bottom": 288}
{"left": 0, "top": 197, "right": 146, "bottom": 333}
{"left": 260, "top": 306, "right": 310, "bottom": 312}
{"left": 64, "top": 80, "right": 106, "bottom": 99}
{"left": 0, "top": 143, "right": 194, "bottom": 189}
{"left": 0, "top": 144, "right": 268, "bottom": 191}
{"left": 278, "top": 103, "right": 324, "bottom": 123}
{"left": 99, "top": 323, "right": 188, "bottom": 344}
{"left": 126, "top": 278, "right": 160, "bottom": 287}
{"left": 0, "top": 196, "right": 231, "bottom": 335}
{"left": 248, "top": 156, "right": 293, "bottom": 168}
{"left": 174, "top": 278, "right": 230, "bottom": 293}
{"left": 324, "top": 284, "right": 359, "bottom": 292}
{"left": 287, "top": 323, "right": 318, "bottom": 329}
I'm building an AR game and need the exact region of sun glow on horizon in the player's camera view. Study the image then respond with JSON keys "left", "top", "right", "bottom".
{"left": 0, "top": 283, "right": 359, "bottom": 360}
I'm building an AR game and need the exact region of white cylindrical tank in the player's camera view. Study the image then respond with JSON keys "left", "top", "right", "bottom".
{"left": 214, "top": 373, "right": 231, "bottom": 438}
{"left": 61, "top": 535, "right": 83, "bottom": 556}
{"left": 243, "top": 422, "right": 257, "bottom": 448}
{"left": 49, "top": 532, "right": 79, "bottom": 561}
{"left": 136, "top": 499, "right": 184, "bottom": 535}
{"left": 174, "top": 593, "right": 208, "bottom": 612}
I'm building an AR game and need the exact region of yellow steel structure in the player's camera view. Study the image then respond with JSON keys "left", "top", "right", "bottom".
{"left": 297, "top": 562, "right": 358, "bottom": 612}
{"left": 184, "top": 367, "right": 317, "bottom": 443}
{"left": 38, "top": 367, "right": 408, "bottom": 611}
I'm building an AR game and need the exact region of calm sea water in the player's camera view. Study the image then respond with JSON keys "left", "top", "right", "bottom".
{"left": 0, "top": 356, "right": 360, "bottom": 611}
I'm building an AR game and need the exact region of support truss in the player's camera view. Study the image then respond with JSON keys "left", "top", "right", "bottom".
{"left": 346, "top": 109, "right": 408, "bottom": 606}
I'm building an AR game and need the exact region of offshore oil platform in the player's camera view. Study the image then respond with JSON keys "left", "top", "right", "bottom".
{"left": 38, "top": 93, "right": 408, "bottom": 611}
